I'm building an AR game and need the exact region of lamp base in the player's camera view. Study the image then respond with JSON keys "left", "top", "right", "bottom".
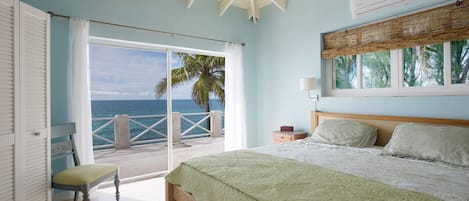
{"left": 308, "top": 91, "right": 319, "bottom": 101}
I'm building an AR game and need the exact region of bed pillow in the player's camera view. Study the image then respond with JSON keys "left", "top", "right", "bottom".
{"left": 383, "top": 123, "right": 469, "bottom": 167}
{"left": 310, "top": 120, "right": 378, "bottom": 147}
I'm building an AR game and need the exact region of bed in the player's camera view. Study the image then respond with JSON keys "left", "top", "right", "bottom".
{"left": 165, "top": 111, "right": 469, "bottom": 201}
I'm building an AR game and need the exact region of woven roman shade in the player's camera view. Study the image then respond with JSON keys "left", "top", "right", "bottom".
{"left": 322, "top": 2, "right": 469, "bottom": 59}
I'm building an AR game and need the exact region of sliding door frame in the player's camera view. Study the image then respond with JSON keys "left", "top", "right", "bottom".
{"left": 88, "top": 36, "right": 224, "bottom": 180}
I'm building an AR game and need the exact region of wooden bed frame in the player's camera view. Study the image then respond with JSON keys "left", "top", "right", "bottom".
{"left": 311, "top": 111, "right": 469, "bottom": 146}
{"left": 166, "top": 111, "right": 469, "bottom": 201}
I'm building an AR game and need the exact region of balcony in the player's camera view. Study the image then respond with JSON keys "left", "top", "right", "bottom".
{"left": 92, "top": 111, "right": 224, "bottom": 179}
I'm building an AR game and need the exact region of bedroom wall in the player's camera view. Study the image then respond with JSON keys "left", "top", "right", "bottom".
{"left": 19, "top": 0, "right": 257, "bottom": 196}
{"left": 254, "top": 0, "right": 469, "bottom": 145}
{"left": 21, "top": 0, "right": 258, "bottom": 147}
{"left": 20, "top": 0, "right": 469, "bottom": 164}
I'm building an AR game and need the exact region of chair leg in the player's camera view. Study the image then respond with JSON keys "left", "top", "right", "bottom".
{"left": 82, "top": 190, "right": 90, "bottom": 201}
{"left": 114, "top": 173, "right": 120, "bottom": 201}
{"left": 73, "top": 191, "right": 79, "bottom": 201}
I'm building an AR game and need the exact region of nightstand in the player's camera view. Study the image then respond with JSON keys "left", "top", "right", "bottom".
{"left": 272, "top": 131, "right": 307, "bottom": 144}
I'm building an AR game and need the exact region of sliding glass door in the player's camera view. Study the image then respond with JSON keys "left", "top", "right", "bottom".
{"left": 89, "top": 43, "right": 169, "bottom": 179}
{"left": 168, "top": 51, "right": 225, "bottom": 168}
{"left": 88, "top": 38, "right": 225, "bottom": 180}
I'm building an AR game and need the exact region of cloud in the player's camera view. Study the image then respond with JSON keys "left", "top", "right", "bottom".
{"left": 89, "top": 44, "right": 224, "bottom": 101}
{"left": 90, "top": 44, "right": 195, "bottom": 100}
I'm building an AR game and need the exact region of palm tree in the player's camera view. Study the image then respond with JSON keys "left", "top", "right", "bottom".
{"left": 335, "top": 55, "right": 357, "bottom": 89}
{"left": 404, "top": 44, "right": 444, "bottom": 86}
{"left": 154, "top": 53, "right": 225, "bottom": 129}
{"left": 451, "top": 40, "right": 469, "bottom": 84}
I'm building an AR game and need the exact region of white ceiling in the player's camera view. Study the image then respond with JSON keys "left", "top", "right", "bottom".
{"left": 230, "top": 0, "right": 275, "bottom": 9}
{"left": 187, "top": 0, "right": 287, "bottom": 23}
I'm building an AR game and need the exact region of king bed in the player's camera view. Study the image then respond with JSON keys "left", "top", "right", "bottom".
{"left": 165, "top": 111, "right": 469, "bottom": 201}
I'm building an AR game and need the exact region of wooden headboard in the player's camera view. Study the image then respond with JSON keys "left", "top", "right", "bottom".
{"left": 311, "top": 111, "right": 469, "bottom": 146}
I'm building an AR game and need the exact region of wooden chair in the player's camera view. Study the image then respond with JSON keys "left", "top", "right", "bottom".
{"left": 51, "top": 123, "right": 120, "bottom": 201}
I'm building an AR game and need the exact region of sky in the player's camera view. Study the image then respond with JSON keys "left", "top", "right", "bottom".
{"left": 89, "top": 44, "right": 197, "bottom": 100}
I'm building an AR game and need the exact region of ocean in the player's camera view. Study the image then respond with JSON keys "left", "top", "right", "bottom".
{"left": 92, "top": 99, "right": 225, "bottom": 146}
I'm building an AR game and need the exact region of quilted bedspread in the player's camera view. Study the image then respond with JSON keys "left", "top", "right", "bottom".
{"left": 165, "top": 150, "right": 440, "bottom": 201}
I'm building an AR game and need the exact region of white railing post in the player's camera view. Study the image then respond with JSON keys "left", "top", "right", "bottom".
{"left": 210, "top": 110, "right": 223, "bottom": 138}
{"left": 172, "top": 112, "right": 182, "bottom": 144}
{"left": 114, "top": 114, "right": 130, "bottom": 149}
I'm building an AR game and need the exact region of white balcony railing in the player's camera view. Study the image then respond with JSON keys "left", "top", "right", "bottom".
{"left": 92, "top": 111, "right": 224, "bottom": 150}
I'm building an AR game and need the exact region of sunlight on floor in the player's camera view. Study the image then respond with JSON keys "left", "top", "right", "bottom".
{"left": 92, "top": 177, "right": 165, "bottom": 201}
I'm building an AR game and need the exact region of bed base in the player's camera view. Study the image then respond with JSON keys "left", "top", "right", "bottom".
{"left": 166, "top": 182, "right": 195, "bottom": 201}
{"left": 167, "top": 111, "right": 469, "bottom": 201}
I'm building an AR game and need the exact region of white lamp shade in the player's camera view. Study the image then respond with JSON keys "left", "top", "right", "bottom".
{"left": 300, "top": 78, "right": 317, "bottom": 91}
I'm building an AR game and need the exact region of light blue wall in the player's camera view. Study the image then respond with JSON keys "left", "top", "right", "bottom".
{"left": 21, "top": 0, "right": 469, "bottom": 154}
{"left": 20, "top": 2, "right": 257, "bottom": 195}
{"left": 21, "top": 0, "right": 258, "bottom": 147}
{"left": 254, "top": 0, "right": 469, "bottom": 145}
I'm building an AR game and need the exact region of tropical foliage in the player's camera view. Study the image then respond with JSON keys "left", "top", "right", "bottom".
{"left": 154, "top": 52, "right": 225, "bottom": 113}
{"left": 334, "top": 39, "right": 469, "bottom": 90}
{"left": 362, "top": 51, "right": 391, "bottom": 88}
{"left": 403, "top": 44, "right": 444, "bottom": 87}
{"left": 451, "top": 39, "right": 469, "bottom": 84}
{"left": 335, "top": 55, "right": 357, "bottom": 89}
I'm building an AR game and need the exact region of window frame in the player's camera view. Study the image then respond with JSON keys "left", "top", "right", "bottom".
{"left": 88, "top": 36, "right": 225, "bottom": 58}
{"left": 326, "top": 41, "right": 469, "bottom": 97}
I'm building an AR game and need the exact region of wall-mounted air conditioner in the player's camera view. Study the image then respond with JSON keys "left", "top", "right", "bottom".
{"left": 350, "top": 0, "right": 459, "bottom": 19}
{"left": 349, "top": 0, "right": 413, "bottom": 19}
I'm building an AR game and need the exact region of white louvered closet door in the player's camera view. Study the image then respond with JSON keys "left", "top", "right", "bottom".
{"left": 0, "top": 0, "right": 17, "bottom": 200}
{"left": 20, "top": 2, "right": 50, "bottom": 201}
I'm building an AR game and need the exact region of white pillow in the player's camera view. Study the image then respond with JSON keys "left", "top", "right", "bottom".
{"left": 310, "top": 120, "right": 377, "bottom": 147}
{"left": 383, "top": 123, "right": 469, "bottom": 167}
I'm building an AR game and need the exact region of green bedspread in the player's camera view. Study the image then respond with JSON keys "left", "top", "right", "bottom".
{"left": 166, "top": 150, "right": 440, "bottom": 201}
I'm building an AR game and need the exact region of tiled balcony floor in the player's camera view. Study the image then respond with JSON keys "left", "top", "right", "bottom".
{"left": 94, "top": 137, "right": 224, "bottom": 179}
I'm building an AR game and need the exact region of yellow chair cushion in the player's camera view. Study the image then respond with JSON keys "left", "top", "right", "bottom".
{"left": 53, "top": 164, "right": 118, "bottom": 186}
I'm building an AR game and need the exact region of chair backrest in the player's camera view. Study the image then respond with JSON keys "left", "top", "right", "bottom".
{"left": 51, "top": 123, "right": 81, "bottom": 166}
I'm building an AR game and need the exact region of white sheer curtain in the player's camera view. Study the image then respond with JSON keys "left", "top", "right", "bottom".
{"left": 224, "top": 43, "right": 247, "bottom": 151}
{"left": 67, "top": 18, "right": 94, "bottom": 164}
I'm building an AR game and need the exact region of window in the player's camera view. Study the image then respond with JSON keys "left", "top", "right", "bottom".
{"left": 451, "top": 39, "right": 469, "bottom": 84}
{"left": 403, "top": 43, "right": 444, "bottom": 87}
{"left": 327, "top": 39, "right": 469, "bottom": 97}
{"left": 362, "top": 51, "right": 391, "bottom": 89}
{"left": 334, "top": 55, "right": 357, "bottom": 89}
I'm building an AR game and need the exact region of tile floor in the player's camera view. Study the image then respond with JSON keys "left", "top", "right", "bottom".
{"left": 60, "top": 137, "right": 225, "bottom": 201}
{"left": 95, "top": 137, "right": 224, "bottom": 179}
{"left": 89, "top": 177, "right": 165, "bottom": 201}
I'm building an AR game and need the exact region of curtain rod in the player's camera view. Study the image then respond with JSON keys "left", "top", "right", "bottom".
{"left": 47, "top": 11, "right": 246, "bottom": 47}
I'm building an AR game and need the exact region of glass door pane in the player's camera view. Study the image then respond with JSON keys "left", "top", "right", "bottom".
{"left": 89, "top": 44, "right": 169, "bottom": 179}
{"left": 167, "top": 52, "right": 225, "bottom": 168}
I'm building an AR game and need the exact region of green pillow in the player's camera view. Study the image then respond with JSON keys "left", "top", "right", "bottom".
{"left": 383, "top": 123, "right": 469, "bottom": 167}
{"left": 310, "top": 120, "right": 377, "bottom": 147}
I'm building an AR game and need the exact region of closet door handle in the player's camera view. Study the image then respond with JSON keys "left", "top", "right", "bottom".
{"left": 33, "top": 132, "right": 41, "bottom": 136}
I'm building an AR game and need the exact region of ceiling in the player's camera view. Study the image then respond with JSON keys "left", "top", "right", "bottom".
{"left": 186, "top": 0, "right": 287, "bottom": 23}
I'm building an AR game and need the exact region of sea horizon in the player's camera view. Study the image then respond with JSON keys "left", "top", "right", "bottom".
{"left": 92, "top": 99, "right": 224, "bottom": 118}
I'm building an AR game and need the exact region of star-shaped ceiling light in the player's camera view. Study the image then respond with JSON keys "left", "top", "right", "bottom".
{"left": 187, "top": 0, "right": 288, "bottom": 23}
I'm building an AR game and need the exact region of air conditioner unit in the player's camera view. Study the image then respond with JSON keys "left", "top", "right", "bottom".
{"left": 349, "top": 0, "right": 413, "bottom": 19}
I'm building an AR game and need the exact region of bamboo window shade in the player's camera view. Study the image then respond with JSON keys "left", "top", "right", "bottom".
{"left": 322, "top": 2, "right": 469, "bottom": 59}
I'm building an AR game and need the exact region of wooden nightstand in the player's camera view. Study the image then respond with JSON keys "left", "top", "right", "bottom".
{"left": 272, "top": 131, "right": 307, "bottom": 144}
